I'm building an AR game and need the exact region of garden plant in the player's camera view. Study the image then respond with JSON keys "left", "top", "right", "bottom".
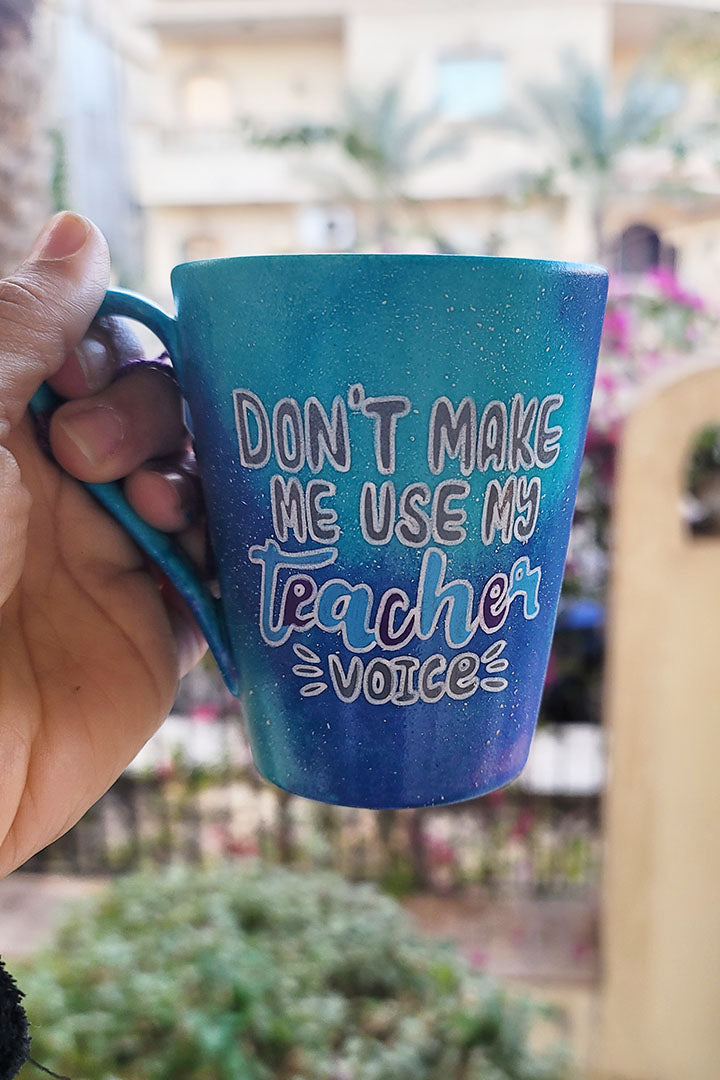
{"left": 18, "top": 863, "right": 570, "bottom": 1080}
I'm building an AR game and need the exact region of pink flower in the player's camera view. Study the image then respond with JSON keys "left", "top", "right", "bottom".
{"left": 509, "top": 809, "right": 536, "bottom": 840}
{"left": 595, "top": 369, "right": 620, "bottom": 393}
{"left": 213, "top": 825, "right": 259, "bottom": 857}
{"left": 192, "top": 703, "right": 221, "bottom": 723}
{"left": 607, "top": 273, "right": 632, "bottom": 300}
{"left": 572, "top": 939, "right": 594, "bottom": 961}
{"left": 424, "top": 835, "right": 457, "bottom": 867}
{"left": 648, "top": 267, "right": 705, "bottom": 310}
{"left": 486, "top": 789, "right": 508, "bottom": 810}
{"left": 640, "top": 351, "right": 663, "bottom": 374}
{"left": 601, "top": 304, "right": 632, "bottom": 355}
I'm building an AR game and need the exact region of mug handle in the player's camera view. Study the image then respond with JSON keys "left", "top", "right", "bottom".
{"left": 28, "top": 288, "right": 240, "bottom": 696}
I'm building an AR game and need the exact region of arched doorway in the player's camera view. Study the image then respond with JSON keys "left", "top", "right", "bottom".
{"left": 614, "top": 223, "right": 676, "bottom": 275}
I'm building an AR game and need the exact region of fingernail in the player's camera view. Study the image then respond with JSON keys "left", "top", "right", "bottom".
{"left": 57, "top": 405, "right": 125, "bottom": 466}
{"left": 74, "top": 337, "right": 114, "bottom": 393}
{"left": 30, "top": 212, "right": 91, "bottom": 262}
{"left": 149, "top": 467, "right": 200, "bottom": 525}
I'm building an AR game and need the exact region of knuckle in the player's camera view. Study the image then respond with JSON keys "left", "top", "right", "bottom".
{"left": 0, "top": 275, "right": 48, "bottom": 330}
{"left": 92, "top": 314, "right": 144, "bottom": 364}
{"left": 121, "top": 366, "right": 184, "bottom": 416}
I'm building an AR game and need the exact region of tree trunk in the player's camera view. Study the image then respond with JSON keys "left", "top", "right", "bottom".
{"left": 0, "top": 1, "right": 49, "bottom": 274}
{"left": 591, "top": 196, "right": 608, "bottom": 266}
{"left": 407, "top": 809, "right": 430, "bottom": 890}
{"left": 275, "top": 789, "right": 295, "bottom": 864}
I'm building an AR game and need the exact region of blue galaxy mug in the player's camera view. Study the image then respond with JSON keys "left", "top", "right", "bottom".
{"left": 31, "top": 254, "right": 607, "bottom": 808}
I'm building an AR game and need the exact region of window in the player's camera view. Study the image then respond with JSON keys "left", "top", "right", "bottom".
{"left": 296, "top": 205, "right": 356, "bottom": 252}
{"left": 616, "top": 223, "right": 676, "bottom": 275}
{"left": 437, "top": 53, "right": 505, "bottom": 120}
{"left": 685, "top": 425, "right": 720, "bottom": 538}
{"left": 181, "top": 73, "right": 232, "bottom": 128}
{"left": 182, "top": 235, "right": 222, "bottom": 263}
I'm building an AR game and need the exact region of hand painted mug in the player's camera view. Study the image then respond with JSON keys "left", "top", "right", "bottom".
{"left": 32, "top": 254, "right": 608, "bottom": 808}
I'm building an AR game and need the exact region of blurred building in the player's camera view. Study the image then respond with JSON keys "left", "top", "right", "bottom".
{"left": 131, "top": 0, "right": 720, "bottom": 302}
{"left": 40, "top": 0, "right": 150, "bottom": 286}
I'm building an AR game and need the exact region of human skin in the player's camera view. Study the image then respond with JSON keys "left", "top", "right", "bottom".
{"left": 0, "top": 212, "right": 208, "bottom": 877}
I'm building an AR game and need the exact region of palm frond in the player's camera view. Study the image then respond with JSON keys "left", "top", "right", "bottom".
{"left": 251, "top": 123, "right": 338, "bottom": 149}
{"left": 610, "top": 72, "right": 683, "bottom": 152}
{"left": 524, "top": 55, "right": 610, "bottom": 172}
{"left": 259, "top": 80, "right": 465, "bottom": 191}
{"left": 518, "top": 50, "right": 684, "bottom": 182}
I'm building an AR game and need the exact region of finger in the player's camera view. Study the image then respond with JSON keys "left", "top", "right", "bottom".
{"left": 125, "top": 457, "right": 214, "bottom": 582}
{"left": 0, "top": 212, "right": 110, "bottom": 441}
{"left": 48, "top": 316, "right": 147, "bottom": 400}
{"left": 48, "top": 365, "right": 187, "bottom": 484}
{"left": 0, "top": 447, "right": 31, "bottom": 613}
{"left": 152, "top": 571, "right": 208, "bottom": 677}
{"left": 124, "top": 452, "right": 204, "bottom": 533}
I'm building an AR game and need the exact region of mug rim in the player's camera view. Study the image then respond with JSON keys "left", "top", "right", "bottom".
{"left": 171, "top": 251, "right": 608, "bottom": 283}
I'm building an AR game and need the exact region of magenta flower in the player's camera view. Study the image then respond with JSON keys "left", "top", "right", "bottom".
{"left": 424, "top": 835, "right": 458, "bottom": 867}
{"left": 602, "top": 304, "right": 632, "bottom": 355}
{"left": 648, "top": 266, "right": 705, "bottom": 310}
{"left": 467, "top": 948, "right": 489, "bottom": 969}
{"left": 509, "top": 808, "right": 536, "bottom": 841}
{"left": 191, "top": 703, "right": 221, "bottom": 723}
{"left": 595, "top": 368, "right": 620, "bottom": 393}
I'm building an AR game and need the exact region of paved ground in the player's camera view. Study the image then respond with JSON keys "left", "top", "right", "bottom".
{"left": 0, "top": 873, "right": 106, "bottom": 958}
{"left": 405, "top": 890, "right": 599, "bottom": 1073}
{"left": 404, "top": 889, "right": 598, "bottom": 981}
{"left": 0, "top": 873, "right": 599, "bottom": 1073}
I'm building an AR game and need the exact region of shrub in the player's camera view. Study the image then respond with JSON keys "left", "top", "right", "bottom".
{"left": 18, "top": 864, "right": 569, "bottom": 1080}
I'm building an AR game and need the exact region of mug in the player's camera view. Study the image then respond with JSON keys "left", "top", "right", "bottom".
{"left": 31, "top": 254, "right": 608, "bottom": 808}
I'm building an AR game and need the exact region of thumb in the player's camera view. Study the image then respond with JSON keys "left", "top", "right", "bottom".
{"left": 0, "top": 212, "right": 110, "bottom": 442}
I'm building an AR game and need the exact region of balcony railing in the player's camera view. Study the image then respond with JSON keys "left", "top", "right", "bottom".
{"left": 147, "top": 0, "right": 344, "bottom": 38}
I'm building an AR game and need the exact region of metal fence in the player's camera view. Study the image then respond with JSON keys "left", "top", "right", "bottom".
{"left": 25, "top": 735, "right": 601, "bottom": 898}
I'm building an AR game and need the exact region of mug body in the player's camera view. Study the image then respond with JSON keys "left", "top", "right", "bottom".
{"left": 170, "top": 254, "right": 607, "bottom": 808}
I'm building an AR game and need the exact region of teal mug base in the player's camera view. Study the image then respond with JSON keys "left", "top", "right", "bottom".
{"left": 249, "top": 708, "right": 536, "bottom": 810}
{"left": 258, "top": 756, "right": 530, "bottom": 809}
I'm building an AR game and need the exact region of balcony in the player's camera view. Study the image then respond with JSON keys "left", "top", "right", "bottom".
{"left": 135, "top": 120, "right": 538, "bottom": 208}
{"left": 147, "top": 0, "right": 344, "bottom": 39}
{"left": 135, "top": 129, "right": 341, "bottom": 205}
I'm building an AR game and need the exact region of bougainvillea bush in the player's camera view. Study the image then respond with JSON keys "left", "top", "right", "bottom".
{"left": 18, "top": 864, "right": 569, "bottom": 1080}
{"left": 539, "top": 268, "right": 720, "bottom": 726}
{"left": 563, "top": 268, "right": 720, "bottom": 601}
{"left": 591, "top": 268, "right": 716, "bottom": 441}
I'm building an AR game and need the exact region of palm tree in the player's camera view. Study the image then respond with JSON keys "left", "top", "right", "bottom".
{"left": 510, "top": 53, "right": 683, "bottom": 262}
{"left": 0, "top": 0, "right": 48, "bottom": 274}
{"left": 254, "top": 82, "right": 465, "bottom": 250}
{"left": 654, "top": 14, "right": 720, "bottom": 173}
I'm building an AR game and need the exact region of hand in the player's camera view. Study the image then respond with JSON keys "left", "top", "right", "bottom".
{"left": 0, "top": 212, "right": 207, "bottom": 877}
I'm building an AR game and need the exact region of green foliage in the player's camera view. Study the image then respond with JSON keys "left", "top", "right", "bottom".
{"left": 253, "top": 81, "right": 464, "bottom": 248}
{"left": 18, "top": 865, "right": 570, "bottom": 1080}
{"left": 656, "top": 12, "right": 720, "bottom": 94}
{"left": 515, "top": 52, "right": 681, "bottom": 184}
{"left": 687, "top": 424, "right": 720, "bottom": 495}
{"left": 508, "top": 51, "right": 684, "bottom": 258}
{"left": 48, "top": 127, "right": 69, "bottom": 213}
{"left": 255, "top": 83, "right": 462, "bottom": 193}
